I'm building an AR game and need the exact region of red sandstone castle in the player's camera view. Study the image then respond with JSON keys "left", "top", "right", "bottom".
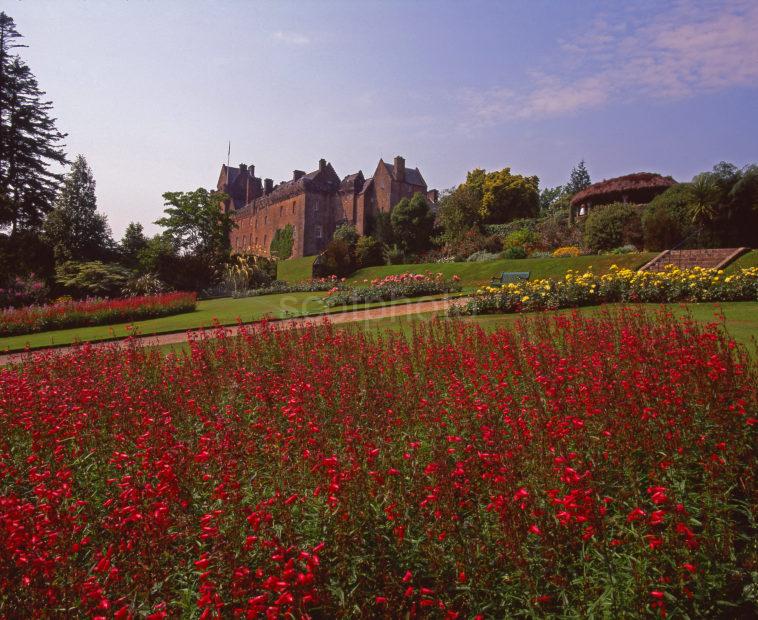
{"left": 217, "top": 156, "right": 437, "bottom": 258}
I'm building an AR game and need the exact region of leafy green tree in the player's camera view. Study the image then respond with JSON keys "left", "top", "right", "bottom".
{"left": 0, "top": 12, "right": 67, "bottom": 234}
{"left": 119, "top": 222, "right": 148, "bottom": 268}
{"left": 437, "top": 185, "right": 482, "bottom": 244}
{"left": 565, "top": 160, "right": 592, "bottom": 196}
{"left": 368, "top": 211, "right": 395, "bottom": 246}
{"left": 539, "top": 185, "right": 564, "bottom": 214}
{"left": 137, "top": 234, "right": 177, "bottom": 275}
{"left": 641, "top": 184, "right": 696, "bottom": 250}
{"left": 390, "top": 192, "right": 435, "bottom": 253}
{"left": 155, "top": 188, "right": 234, "bottom": 264}
{"left": 461, "top": 167, "right": 539, "bottom": 224}
{"left": 43, "top": 155, "right": 113, "bottom": 263}
{"left": 136, "top": 233, "right": 217, "bottom": 292}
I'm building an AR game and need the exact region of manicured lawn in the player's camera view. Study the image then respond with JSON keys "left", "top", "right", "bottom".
{"left": 0, "top": 292, "right": 323, "bottom": 352}
{"left": 0, "top": 291, "right": 460, "bottom": 353}
{"left": 347, "top": 252, "right": 656, "bottom": 290}
{"left": 276, "top": 255, "right": 316, "bottom": 282}
{"left": 726, "top": 249, "right": 758, "bottom": 272}
{"left": 152, "top": 301, "right": 758, "bottom": 360}
{"left": 346, "top": 301, "right": 758, "bottom": 350}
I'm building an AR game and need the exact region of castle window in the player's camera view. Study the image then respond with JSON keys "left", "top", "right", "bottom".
{"left": 315, "top": 225, "right": 322, "bottom": 239}
{"left": 292, "top": 201, "right": 296, "bottom": 214}
{"left": 314, "top": 198, "right": 319, "bottom": 212}
{"left": 280, "top": 205, "right": 283, "bottom": 217}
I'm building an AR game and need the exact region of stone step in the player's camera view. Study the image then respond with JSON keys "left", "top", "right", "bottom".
{"left": 639, "top": 248, "right": 749, "bottom": 272}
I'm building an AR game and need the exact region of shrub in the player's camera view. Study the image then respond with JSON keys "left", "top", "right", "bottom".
{"left": 583, "top": 203, "right": 643, "bottom": 252}
{"left": 354, "top": 235, "right": 384, "bottom": 268}
{"left": 0, "top": 274, "right": 48, "bottom": 309}
{"left": 55, "top": 261, "right": 130, "bottom": 298}
{"left": 333, "top": 223, "right": 358, "bottom": 247}
{"left": 502, "top": 246, "right": 527, "bottom": 259}
{"left": 466, "top": 250, "right": 500, "bottom": 262}
{"left": 323, "top": 272, "right": 462, "bottom": 307}
{"left": 609, "top": 244, "right": 638, "bottom": 255}
{"left": 229, "top": 277, "right": 342, "bottom": 299}
{"left": 312, "top": 239, "right": 355, "bottom": 278}
{"left": 383, "top": 244, "right": 406, "bottom": 265}
{"left": 0, "top": 292, "right": 197, "bottom": 337}
{"left": 537, "top": 212, "right": 582, "bottom": 250}
{"left": 221, "top": 254, "right": 277, "bottom": 296}
{"left": 503, "top": 228, "right": 539, "bottom": 253}
{"left": 553, "top": 246, "right": 582, "bottom": 258}
{"left": 485, "top": 218, "right": 538, "bottom": 237}
{"left": 270, "top": 224, "right": 294, "bottom": 260}
{"left": 444, "top": 229, "right": 490, "bottom": 261}
{"left": 122, "top": 273, "right": 169, "bottom": 297}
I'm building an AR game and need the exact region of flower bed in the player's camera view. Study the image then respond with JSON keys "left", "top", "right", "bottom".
{"left": 323, "top": 272, "right": 462, "bottom": 307}
{"left": 0, "top": 310, "right": 754, "bottom": 617}
{"left": 452, "top": 265, "right": 758, "bottom": 315}
{"left": 232, "top": 276, "right": 343, "bottom": 298}
{"left": 0, "top": 291, "right": 197, "bottom": 337}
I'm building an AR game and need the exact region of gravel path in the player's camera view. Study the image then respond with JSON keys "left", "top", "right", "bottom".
{"left": 0, "top": 296, "right": 470, "bottom": 366}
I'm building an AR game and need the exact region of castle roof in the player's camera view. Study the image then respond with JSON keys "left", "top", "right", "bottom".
{"left": 359, "top": 177, "right": 374, "bottom": 195}
{"left": 381, "top": 161, "right": 426, "bottom": 187}
{"left": 570, "top": 172, "right": 676, "bottom": 206}
{"left": 234, "top": 162, "right": 340, "bottom": 215}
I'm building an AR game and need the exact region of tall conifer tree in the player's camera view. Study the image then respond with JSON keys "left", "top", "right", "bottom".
{"left": 43, "top": 155, "right": 112, "bottom": 262}
{"left": 0, "top": 12, "right": 67, "bottom": 233}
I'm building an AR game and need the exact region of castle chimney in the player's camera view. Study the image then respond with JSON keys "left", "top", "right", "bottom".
{"left": 249, "top": 164, "right": 255, "bottom": 177}
{"left": 394, "top": 155, "right": 405, "bottom": 182}
{"left": 239, "top": 163, "right": 247, "bottom": 172}
{"left": 319, "top": 158, "right": 326, "bottom": 172}
{"left": 427, "top": 189, "right": 439, "bottom": 203}
{"left": 293, "top": 170, "right": 305, "bottom": 181}
{"left": 264, "top": 178, "right": 274, "bottom": 195}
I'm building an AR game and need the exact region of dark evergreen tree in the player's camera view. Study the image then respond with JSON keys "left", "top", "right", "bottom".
{"left": 43, "top": 155, "right": 113, "bottom": 262}
{"left": 119, "top": 221, "right": 149, "bottom": 268}
{"left": 565, "top": 160, "right": 591, "bottom": 196}
{"left": 0, "top": 12, "right": 67, "bottom": 234}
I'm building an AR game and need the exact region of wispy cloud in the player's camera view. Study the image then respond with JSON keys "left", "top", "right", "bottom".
{"left": 463, "top": 0, "right": 758, "bottom": 125}
{"left": 272, "top": 30, "right": 310, "bottom": 46}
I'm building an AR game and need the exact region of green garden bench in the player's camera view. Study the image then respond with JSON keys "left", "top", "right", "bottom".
{"left": 491, "top": 271, "right": 530, "bottom": 285}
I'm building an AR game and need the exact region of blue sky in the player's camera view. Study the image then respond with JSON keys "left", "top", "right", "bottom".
{"left": 8, "top": 0, "right": 758, "bottom": 237}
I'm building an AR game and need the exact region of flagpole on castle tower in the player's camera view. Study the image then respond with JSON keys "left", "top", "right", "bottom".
{"left": 226, "top": 141, "right": 231, "bottom": 186}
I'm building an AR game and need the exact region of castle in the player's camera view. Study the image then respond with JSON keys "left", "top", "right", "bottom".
{"left": 217, "top": 156, "right": 438, "bottom": 258}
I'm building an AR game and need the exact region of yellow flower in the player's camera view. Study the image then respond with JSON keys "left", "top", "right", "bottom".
{"left": 521, "top": 296, "right": 530, "bottom": 302}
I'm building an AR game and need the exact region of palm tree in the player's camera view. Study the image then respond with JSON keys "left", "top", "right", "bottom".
{"left": 687, "top": 173, "right": 720, "bottom": 227}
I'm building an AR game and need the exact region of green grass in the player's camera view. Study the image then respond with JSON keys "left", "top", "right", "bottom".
{"left": 149, "top": 301, "right": 758, "bottom": 360}
{"left": 277, "top": 256, "right": 316, "bottom": 282}
{"left": 346, "top": 301, "right": 758, "bottom": 350}
{"left": 0, "top": 292, "right": 323, "bottom": 352}
{"left": 347, "top": 252, "right": 656, "bottom": 290}
{"left": 726, "top": 249, "right": 758, "bottom": 272}
{"left": 0, "top": 291, "right": 461, "bottom": 353}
